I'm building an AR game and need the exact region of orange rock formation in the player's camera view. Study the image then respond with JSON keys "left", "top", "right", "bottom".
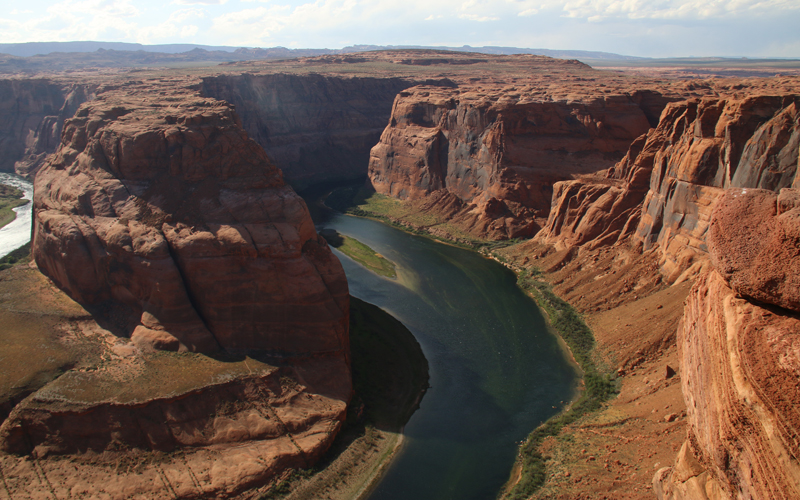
{"left": 32, "top": 81, "right": 349, "bottom": 355}
{"left": 655, "top": 188, "right": 800, "bottom": 499}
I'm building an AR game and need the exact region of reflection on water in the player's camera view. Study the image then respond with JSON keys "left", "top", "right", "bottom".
{"left": 0, "top": 173, "right": 33, "bottom": 259}
{"left": 318, "top": 213, "right": 578, "bottom": 500}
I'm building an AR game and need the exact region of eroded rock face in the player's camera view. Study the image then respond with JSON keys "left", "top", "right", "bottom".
{"left": 368, "top": 83, "right": 664, "bottom": 240}
{"left": 708, "top": 188, "right": 800, "bottom": 312}
{"left": 655, "top": 270, "right": 800, "bottom": 500}
{"left": 200, "top": 74, "right": 415, "bottom": 189}
{"left": 536, "top": 133, "right": 653, "bottom": 250}
{"left": 33, "top": 81, "right": 349, "bottom": 356}
{"left": 634, "top": 96, "right": 800, "bottom": 280}
{"left": 539, "top": 95, "right": 800, "bottom": 281}
{"left": 0, "top": 79, "right": 94, "bottom": 176}
{"left": 655, "top": 179, "right": 800, "bottom": 500}
{"left": 0, "top": 355, "right": 350, "bottom": 499}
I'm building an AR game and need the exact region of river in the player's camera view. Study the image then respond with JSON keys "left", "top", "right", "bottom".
{"left": 0, "top": 173, "right": 33, "bottom": 259}
{"left": 317, "top": 213, "right": 578, "bottom": 500}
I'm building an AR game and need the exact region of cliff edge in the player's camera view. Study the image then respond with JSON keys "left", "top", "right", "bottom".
{"left": 0, "top": 79, "right": 351, "bottom": 499}
{"left": 655, "top": 188, "right": 800, "bottom": 500}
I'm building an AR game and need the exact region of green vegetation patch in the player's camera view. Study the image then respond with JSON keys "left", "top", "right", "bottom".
{"left": 502, "top": 269, "right": 617, "bottom": 500}
{"left": 0, "top": 242, "right": 31, "bottom": 271}
{"left": 0, "top": 184, "right": 28, "bottom": 229}
{"left": 320, "top": 228, "right": 397, "bottom": 279}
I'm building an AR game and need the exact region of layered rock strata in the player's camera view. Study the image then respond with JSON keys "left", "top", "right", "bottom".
{"left": 655, "top": 188, "right": 800, "bottom": 499}
{"left": 200, "top": 73, "right": 415, "bottom": 189}
{"left": 1, "top": 81, "right": 352, "bottom": 498}
{"left": 0, "top": 346, "right": 349, "bottom": 499}
{"left": 0, "top": 79, "right": 94, "bottom": 176}
{"left": 32, "top": 81, "right": 349, "bottom": 356}
{"left": 368, "top": 83, "right": 670, "bottom": 239}
{"left": 538, "top": 94, "right": 800, "bottom": 281}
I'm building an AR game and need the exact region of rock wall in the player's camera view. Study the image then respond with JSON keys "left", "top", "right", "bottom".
{"left": 32, "top": 81, "right": 350, "bottom": 357}
{"left": 199, "top": 73, "right": 415, "bottom": 189}
{"left": 367, "top": 84, "right": 672, "bottom": 239}
{"left": 655, "top": 188, "right": 800, "bottom": 500}
{"left": 538, "top": 95, "right": 800, "bottom": 281}
{"left": 0, "top": 79, "right": 94, "bottom": 176}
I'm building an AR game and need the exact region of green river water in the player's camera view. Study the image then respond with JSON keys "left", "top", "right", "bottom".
{"left": 317, "top": 212, "right": 578, "bottom": 500}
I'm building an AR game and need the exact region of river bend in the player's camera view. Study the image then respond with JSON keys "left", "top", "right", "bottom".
{"left": 319, "top": 213, "right": 578, "bottom": 500}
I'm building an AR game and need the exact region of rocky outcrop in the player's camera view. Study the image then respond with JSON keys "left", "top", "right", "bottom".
{"left": 0, "top": 356, "right": 350, "bottom": 499}
{"left": 655, "top": 188, "right": 800, "bottom": 500}
{"left": 538, "top": 95, "right": 800, "bottom": 281}
{"left": 0, "top": 79, "right": 94, "bottom": 176}
{"left": 199, "top": 74, "right": 415, "bottom": 189}
{"left": 368, "top": 81, "right": 675, "bottom": 239}
{"left": 1, "top": 363, "right": 345, "bottom": 458}
{"left": 33, "top": 81, "right": 349, "bottom": 356}
{"left": 536, "top": 133, "right": 652, "bottom": 250}
{"left": 708, "top": 188, "right": 800, "bottom": 312}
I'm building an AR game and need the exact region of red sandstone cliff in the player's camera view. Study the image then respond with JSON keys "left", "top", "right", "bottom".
{"left": 200, "top": 74, "right": 416, "bottom": 189}
{"left": 366, "top": 66, "right": 686, "bottom": 240}
{"left": 32, "top": 81, "right": 349, "bottom": 356}
{"left": 538, "top": 94, "right": 800, "bottom": 281}
{"left": 0, "top": 80, "right": 352, "bottom": 498}
{"left": 655, "top": 188, "right": 800, "bottom": 500}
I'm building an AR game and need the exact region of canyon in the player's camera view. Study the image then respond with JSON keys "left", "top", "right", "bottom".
{"left": 0, "top": 50, "right": 799, "bottom": 499}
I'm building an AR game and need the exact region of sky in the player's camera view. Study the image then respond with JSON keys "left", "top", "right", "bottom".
{"left": 1, "top": 0, "right": 799, "bottom": 58}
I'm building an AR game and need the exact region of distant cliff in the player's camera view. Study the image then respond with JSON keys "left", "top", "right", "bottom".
{"left": 367, "top": 82, "right": 678, "bottom": 239}
{"left": 200, "top": 73, "right": 416, "bottom": 189}
{"left": 0, "top": 79, "right": 94, "bottom": 176}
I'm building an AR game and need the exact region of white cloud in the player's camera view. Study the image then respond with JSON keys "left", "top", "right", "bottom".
{"left": 173, "top": 0, "right": 227, "bottom": 4}
{"left": 554, "top": 0, "right": 800, "bottom": 21}
{"left": 181, "top": 24, "right": 199, "bottom": 37}
{"left": 518, "top": 8, "right": 538, "bottom": 16}
{"left": 458, "top": 14, "right": 500, "bottom": 21}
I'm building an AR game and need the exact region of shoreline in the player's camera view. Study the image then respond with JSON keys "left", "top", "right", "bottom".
{"left": 265, "top": 295, "right": 429, "bottom": 500}
{"left": 336, "top": 198, "right": 611, "bottom": 499}
{"left": 307, "top": 186, "right": 603, "bottom": 499}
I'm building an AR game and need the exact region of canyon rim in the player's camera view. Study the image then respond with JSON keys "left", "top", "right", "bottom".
{"left": 0, "top": 48, "right": 799, "bottom": 499}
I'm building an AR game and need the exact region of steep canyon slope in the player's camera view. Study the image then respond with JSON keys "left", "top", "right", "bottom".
{"left": 655, "top": 188, "right": 800, "bottom": 500}
{"left": 367, "top": 81, "right": 673, "bottom": 240}
{"left": 538, "top": 91, "right": 800, "bottom": 281}
{"left": 0, "top": 79, "right": 351, "bottom": 499}
{"left": 199, "top": 73, "right": 416, "bottom": 189}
